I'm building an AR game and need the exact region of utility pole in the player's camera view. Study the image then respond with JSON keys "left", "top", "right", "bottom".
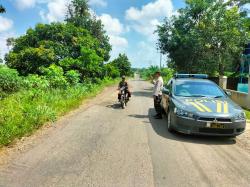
{"left": 160, "top": 52, "right": 162, "bottom": 70}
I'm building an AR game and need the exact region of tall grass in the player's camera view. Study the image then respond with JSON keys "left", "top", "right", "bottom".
{"left": 0, "top": 78, "right": 118, "bottom": 146}
{"left": 244, "top": 110, "right": 250, "bottom": 120}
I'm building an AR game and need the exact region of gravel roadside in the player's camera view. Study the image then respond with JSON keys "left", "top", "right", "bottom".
{"left": 237, "top": 122, "right": 250, "bottom": 153}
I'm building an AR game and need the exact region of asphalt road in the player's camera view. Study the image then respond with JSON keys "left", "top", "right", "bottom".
{"left": 0, "top": 79, "right": 250, "bottom": 187}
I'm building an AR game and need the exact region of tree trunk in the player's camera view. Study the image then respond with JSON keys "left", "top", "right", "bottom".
{"left": 218, "top": 54, "right": 224, "bottom": 76}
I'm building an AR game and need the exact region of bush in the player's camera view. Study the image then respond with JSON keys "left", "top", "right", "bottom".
{"left": 105, "top": 63, "right": 120, "bottom": 78}
{"left": 139, "top": 66, "right": 159, "bottom": 80}
{"left": 40, "top": 64, "right": 68, "bottom": 88}
{"left": 65, "top": 70, "right": 80, "bottom": 85}
{"left": 161, "top": 68, "right": 174, "bottom": 82}
{"left": 0, "top": 78, "right": 119, "bottom": 146}
{"left": 138, "top": 66, "right": 175, "bottom": 83}
{"left": 0, "top": 65, "right": 21, "bottom": 94}
{"left": 22, "top": 74, "right": 50, "bottom": 90}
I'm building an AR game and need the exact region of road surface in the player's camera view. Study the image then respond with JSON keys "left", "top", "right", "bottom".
{"left": 0, "top": 79, "right": 250, "bottom": 187}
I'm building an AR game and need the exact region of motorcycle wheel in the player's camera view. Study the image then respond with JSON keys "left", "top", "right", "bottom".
{"left": 121, "top": 101, "right": 125, "bottom": 109}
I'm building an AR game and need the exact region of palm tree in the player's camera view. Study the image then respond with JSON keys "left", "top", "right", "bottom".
{"left": 0, "top": 5, "right": 6, "bottom": 13}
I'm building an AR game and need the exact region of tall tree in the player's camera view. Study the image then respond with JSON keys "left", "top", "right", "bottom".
{"left": 5, "top": 23, "right": 105, "bottom": 78}
{"left": 157, "top": 0, "right": 249, "bottom": 75}
{"left": 111, "top": 54, "right": 132, "bottom": 76}
{"left": 65, "top": 0, "right": 111, "bottom": 61}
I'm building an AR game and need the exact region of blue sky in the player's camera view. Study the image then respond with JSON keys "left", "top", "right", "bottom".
{"left": 0, "top": 0, "right": 186, "bottom": 67}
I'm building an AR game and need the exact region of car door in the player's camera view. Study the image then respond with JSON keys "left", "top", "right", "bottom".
{"left": 162, "top": 80, "right": 172, "bottom": 113}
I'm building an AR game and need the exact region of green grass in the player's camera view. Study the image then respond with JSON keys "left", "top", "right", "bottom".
{"left": 0, "top": 78, "right": 118, "bottom": 146}
{"left": 244, "top": 110, "right": 250, "bottom": 120}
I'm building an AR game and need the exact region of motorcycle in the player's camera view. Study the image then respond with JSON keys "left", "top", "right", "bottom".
{"left": 119, "top": 86, "right": 129, "bottom": 109}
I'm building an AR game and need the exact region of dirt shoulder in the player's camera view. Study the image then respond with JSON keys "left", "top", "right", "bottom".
{"left": 237, "top": 122, "right": 250, "bottom": 153}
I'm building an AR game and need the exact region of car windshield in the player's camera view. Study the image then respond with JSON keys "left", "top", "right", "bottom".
{"left": 174, "top": 80, "right": 226, "bottom": 98}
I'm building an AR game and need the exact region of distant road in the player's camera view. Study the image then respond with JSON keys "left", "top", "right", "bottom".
{"left": 0, "top": 79, "right": 250, "bottom": 187}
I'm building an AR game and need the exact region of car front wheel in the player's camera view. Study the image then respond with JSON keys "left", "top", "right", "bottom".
{"left": 167, "top": 110, "right": 174, "bottom": 132}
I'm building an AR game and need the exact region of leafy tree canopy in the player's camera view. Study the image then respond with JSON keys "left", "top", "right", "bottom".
{"left": 65, "top": 0, "right": 111, "bottom": 61}
{"left": 110, "top": 53, "right": 132, "bottom": 76}
{"left": 157, "top": 0, "right": 249, "bottom": 75}
{"left": 5, "top": 23, "right": 106, "bottom": 79}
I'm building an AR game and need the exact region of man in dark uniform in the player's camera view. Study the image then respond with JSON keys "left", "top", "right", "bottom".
{"left": 118, "top": 76, "right": 131, "bottom": 100}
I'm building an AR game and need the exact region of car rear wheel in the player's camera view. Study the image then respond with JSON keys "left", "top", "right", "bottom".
{"left": 167, "top": 110, "right": 174, "bottom": 132}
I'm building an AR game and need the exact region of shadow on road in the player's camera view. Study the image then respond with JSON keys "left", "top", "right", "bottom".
{"left": 130, "top": 79, "right": 145, "bottom": 82}
{"left": 129, "top": 114, "right": 149, "bottom": 119}
{"left": 147, "top": 108, "right": 236, "bottom": 145}
{"left": 106, "top": 103, "right": 123, "bottom": 110}
{"left": 132, "top": 91, "right": 152, "bottom": 98}
{"left": 144, "top": 88, "right": 153, "bottom": 91}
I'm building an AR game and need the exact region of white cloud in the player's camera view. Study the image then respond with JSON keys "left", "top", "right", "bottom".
{"left": 124, "top": 0, "right": 173, "bottom": 67}
{"left": 14, "top": 0, "right": 68, "bottom": 22}
{"left": 99, "top": 14, "right": 124, "bottom": 35}
{"left": 243, "top": 3, "right": 250, "bottom": 16}
{"left": 109, "top": 35, "right": 128, "bottom": 48}
{"left": 99, "top": 14, "right": 128, "bottom": 59}
{"left": 125, "top": 0, "right": 173, "bottom": 38}
{"left": 15, "top": 0, "right": 36, "bottom": 10}
{"left": 126, "top": 0, "right": 173, "bottom": 21}
{"left": 109, "top": 35, "right": 128, "bottom": 61}
{"left": 40, "top": 0, "right": 67, "bottom": 23}
{"left": 0, "top": 32, "right": 16, "bottom": 60}
{"left": 13, "top": 0, "right": 68, "bottom": 22}
{"left": 39, "top": 0, "right": 107, "bottom": 23}
{"left": 89, "top": 0, "right": 107, "bottom": 7}
{"left": 0, "top": 16, "right": 14, "bottom": 32}
{"left": 129, "top": 41, "right": 167, "bottom": 68}
{"left": 15, "top": 0, "right": 107, "bottom": 11}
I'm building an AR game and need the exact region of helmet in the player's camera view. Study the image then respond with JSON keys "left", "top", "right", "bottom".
{"left": 122, "top": 75, "right": 126, "bottom": 79}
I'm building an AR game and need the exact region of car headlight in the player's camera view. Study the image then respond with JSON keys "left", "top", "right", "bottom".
{"left": 234, "top": 112, "right": 246, "bottom": 121}
{"left": 174, "top": 107, "right": 194, "bottom": 119}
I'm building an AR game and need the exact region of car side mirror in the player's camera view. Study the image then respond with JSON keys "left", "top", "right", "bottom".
{"left": 225, "top": 91, "right": 231, "bottom": 96}
{"left": 162, "top": 88, "right": 170, "bottom": 95}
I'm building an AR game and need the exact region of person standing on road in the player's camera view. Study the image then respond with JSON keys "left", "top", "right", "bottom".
{"left": 153, "top": 71, "right": 164, "bottom": 119}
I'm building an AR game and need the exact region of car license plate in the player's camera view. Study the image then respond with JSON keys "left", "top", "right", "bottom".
{"left": 210, "top": 123, "right": 225, "bottom": 129}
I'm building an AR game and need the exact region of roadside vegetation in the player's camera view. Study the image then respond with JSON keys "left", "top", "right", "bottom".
{"left": 0, "top": 75, "right": 118, "bottom": 145}
{"left": 137, "top": 66, "right": 174, "bottom": 83}
{"left": 156, "top": 0, "right": 249, "bottom": 76}
{"left": 138, "top": 0, "right": 249, "bottom": 117}
{"left": 138, "top": 1, "right": 249, "bottom": 80}
{"left": 244, "top": 110, "right": 250, "bottom": 120}
{"left": 0, "top": 1, "right": 132, "bottom": 146}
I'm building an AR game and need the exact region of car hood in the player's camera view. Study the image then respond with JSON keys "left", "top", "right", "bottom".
{"left": 173, "top": 96, "right": 242, "bottom": 117}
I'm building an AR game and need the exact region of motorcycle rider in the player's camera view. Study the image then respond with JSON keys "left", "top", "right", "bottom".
{"left": 118, "top": 76, "right": 131, "bottom": 101}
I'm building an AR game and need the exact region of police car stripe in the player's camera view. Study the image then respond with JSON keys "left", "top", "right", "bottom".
{"left": 224, "top": 102, "right": 229, "bottom": 114}
{"left": 217, "top": 101, "right": 222, "bottom": 113}
{"left": 189, "top": 102, "right": 205, "bottom": 112}
{"left": 196, "top": 102, "right": 212, "bottom": 112}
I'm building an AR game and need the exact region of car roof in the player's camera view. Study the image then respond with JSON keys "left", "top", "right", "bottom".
{"left": 174, "top": 78, "right": 215, "bottom": 84}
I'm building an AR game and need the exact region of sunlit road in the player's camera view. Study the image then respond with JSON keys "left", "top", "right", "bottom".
{"left": 1, "top": 78, "right": 250, "bottom": 187}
